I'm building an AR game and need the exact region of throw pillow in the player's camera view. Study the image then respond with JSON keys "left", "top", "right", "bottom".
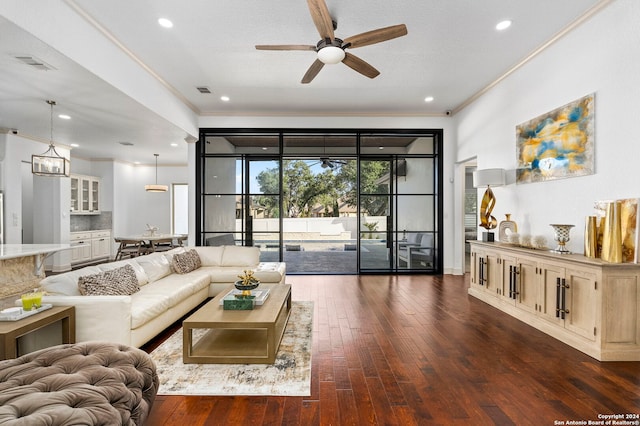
{"left": 171, "top": 249, "right": 202, "bottom": 274}
{"left": 78, "top": 264, "right": 140, "bottom": 296}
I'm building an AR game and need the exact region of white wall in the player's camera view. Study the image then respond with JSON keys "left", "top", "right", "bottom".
{"left": 112, "top": 161, "right": 188, "bottom": 242}
{"left": 455, "top": 0, "right": 640, "bottom": 259}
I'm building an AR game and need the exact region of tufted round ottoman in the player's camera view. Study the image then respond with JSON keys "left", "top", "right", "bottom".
{"left": 0, "top": 342, "right": 159, "bottom": 425}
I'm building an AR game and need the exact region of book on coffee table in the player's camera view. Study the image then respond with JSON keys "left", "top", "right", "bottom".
{"left": 219, "top": 288, "right": 271, "bottom": 306}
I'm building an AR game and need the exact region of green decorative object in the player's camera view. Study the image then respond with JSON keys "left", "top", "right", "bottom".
{"left": 223, "top": 298, "right": 254, "bottom": 310}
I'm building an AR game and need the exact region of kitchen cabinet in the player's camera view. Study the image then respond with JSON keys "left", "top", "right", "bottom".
{"left": 70, "top": 232, "right": 92, "bottom": 264}
{"left": 70, "top": 230, "right": 111, "bottom": 265}
{"left": 469, "top": 241, "right": 640, "bottom": 361}
{"left": 90, "top": 230, "right": 111, "bottom": 260}
{"left": 70, "top": 174, "right": 101, "bottom": 214}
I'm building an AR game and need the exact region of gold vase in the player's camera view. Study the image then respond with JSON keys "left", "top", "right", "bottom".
{"left": 601, "top": 201, "right": 622, "bottom": 263}
{"left": 584, "top": 216, "right": 598, "bottom": 258}
{"left": 597, "top": 216, "right": 605, "bottom": 258}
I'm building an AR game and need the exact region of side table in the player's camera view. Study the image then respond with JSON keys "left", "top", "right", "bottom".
{"left": 0, "top": 306, "right": 75, "bottom": 360}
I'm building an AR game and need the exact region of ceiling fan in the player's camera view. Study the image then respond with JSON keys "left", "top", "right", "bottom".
{"left": 255, "top": 0, "right": 408, "bottom": 84}
{"left": 310, "top": 158, "right": 348, "bottom": 169}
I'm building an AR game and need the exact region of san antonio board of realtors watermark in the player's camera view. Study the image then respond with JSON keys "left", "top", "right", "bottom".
{"left": 554, "top": 413, "right": 640, "bottom": 425}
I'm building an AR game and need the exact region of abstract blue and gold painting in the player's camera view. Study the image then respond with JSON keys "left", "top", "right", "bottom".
{"left": 516, "top": 93, "right": 594, "bottom": 184}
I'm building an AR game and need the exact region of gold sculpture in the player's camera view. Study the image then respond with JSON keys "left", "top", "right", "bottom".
{"left": 479, "top": 186, "right": 498, "bottom": 231}
{"left": 236, "top": 270, "right": 260, "bottom": 296}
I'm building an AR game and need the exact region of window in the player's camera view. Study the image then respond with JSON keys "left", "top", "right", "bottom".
{"left": 172, "top": 183, "right": 188, "bottom": 234}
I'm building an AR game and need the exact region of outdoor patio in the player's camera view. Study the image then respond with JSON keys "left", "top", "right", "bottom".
{"left": 258, "top": 240, "right": 412, "bottom": 273}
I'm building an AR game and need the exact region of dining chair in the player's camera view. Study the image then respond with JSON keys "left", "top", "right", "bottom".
{"left": 149, "top": 237, "right": 174, "bottom": 253}
{"left": 115, "top": 239, "right": 145, "bottom": 260}
{"left": 174, "top": 235, "right": 188, "bottom": 247}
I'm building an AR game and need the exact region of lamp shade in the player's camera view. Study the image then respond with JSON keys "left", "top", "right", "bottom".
{"left": 145, "top": 153, "right": 168, "bottom": 192}
{"left": 473, "top": 168, "right": 505, "bottom": 188}
{"left": 145, "top": 184, "right": 168, "bottom": 192}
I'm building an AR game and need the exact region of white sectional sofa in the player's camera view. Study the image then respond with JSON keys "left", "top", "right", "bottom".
{"left": 35, "top": 245, "right": 286, "bottom": 348}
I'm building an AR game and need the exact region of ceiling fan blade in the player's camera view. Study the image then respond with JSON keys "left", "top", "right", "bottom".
{"left": 255, "top": 44, "right": 316, "bottom": 51}
{"left": 307, "top": 0, "right": 335, "bottom": 40}
{"left": 342, "top": 53, "right": 380, "bottom": 79}
{"left": 302, "top": 59, "right": 325, "bottom": 84}
{"left": 343, "top": 24, "right": 408, "bottom": 49}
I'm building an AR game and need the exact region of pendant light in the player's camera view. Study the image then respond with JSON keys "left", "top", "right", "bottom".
{"left": 145, "top": 154, "right": 168, "bottom": 192}
{"left": 31, "top": 100, "right": 70, "bottom": 177}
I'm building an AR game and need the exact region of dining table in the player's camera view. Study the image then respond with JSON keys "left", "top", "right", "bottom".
{"left": 114, "top": 234, "right": 186, "bottom": 253}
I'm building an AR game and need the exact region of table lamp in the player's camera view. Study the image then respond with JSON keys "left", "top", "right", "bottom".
{"left": 473, "top": 168, "right": 505, "bottom": 242}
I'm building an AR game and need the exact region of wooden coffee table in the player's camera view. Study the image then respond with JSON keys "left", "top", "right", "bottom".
{"left": 183, "top": 283, "right": 292, "bottom": 364}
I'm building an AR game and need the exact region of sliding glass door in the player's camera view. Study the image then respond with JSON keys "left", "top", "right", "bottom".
{"left": 197, "top": 129, "right": 442, "bottom": 274}
{"left": 359, "top": 158, "right": 393, "bottom": 271}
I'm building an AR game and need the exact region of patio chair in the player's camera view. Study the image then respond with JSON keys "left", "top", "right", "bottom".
{"left": 205, "top": 234, "right": 236, "bottom": 246}
{"left": 397, "top": 233, "right": 434, "bottom": 268}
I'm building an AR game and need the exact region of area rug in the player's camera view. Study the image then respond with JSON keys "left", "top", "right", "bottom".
{"left": 149, "top": 301, "right": 313, "bottom": 396}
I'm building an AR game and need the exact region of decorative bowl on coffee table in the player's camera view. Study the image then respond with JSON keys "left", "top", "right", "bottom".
{"left": 234, "top": 281, "right": 259, "bottom": 297}
{"left": 235, "top": 270, "right": 260, "bottom": 297}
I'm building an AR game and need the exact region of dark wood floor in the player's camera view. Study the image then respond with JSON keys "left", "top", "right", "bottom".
{"left": 143, "top": 274, "right": 640, "bottom": 425}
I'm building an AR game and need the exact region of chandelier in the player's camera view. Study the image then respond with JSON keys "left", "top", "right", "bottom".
{"left": 31, "top": 100, "right": 70, "bottom": 177}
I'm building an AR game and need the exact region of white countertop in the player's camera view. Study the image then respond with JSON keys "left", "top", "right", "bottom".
{"left": 0, "top": 244, "right": 73, "bottom": 260}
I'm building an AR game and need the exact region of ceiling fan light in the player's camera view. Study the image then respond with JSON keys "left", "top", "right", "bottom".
{"left": 318, "top": 46, "right": 345, "bottom": 64}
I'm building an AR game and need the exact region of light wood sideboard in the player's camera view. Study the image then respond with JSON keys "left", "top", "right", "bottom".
{"left": 469, "top": 241, "right": 640, "bottom": 361}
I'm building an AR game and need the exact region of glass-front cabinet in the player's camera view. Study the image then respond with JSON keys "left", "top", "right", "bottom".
{"left": 70, "top": 174, "right": 101, "bottom": 214}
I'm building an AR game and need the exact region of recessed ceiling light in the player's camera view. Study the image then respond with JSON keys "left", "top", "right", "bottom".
{"left": 378, "top": 146, "right": 384, "bottom": 150}
{"left": 58, "top": 114, "right": 71, "bottom": 120}
{"left": 170, "top": 143, "right": 178, "bottom": 147}
{"left": 158, "top": 18, "right": 173, "bottom": 28}
{"left": 220, "top": 96, "right": 230, "bottom": 102}
{"left": 424, "top": 96, "right": 434, "bottom": 102}
{"left": 496, "top": 20, "right": 512, "bottom": 31}
{"left": 262, "top": 147, "right": 268, "bottom": 151}
{"left": 70, "top": 143, "right": 79, "bottom": 147}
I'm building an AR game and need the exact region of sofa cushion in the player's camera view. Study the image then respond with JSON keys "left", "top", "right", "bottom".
{"left": 129, "top": 271, "right": 211, "bottom": 329}
{"left": 193, "top": 246, "right": 224, "bottom": 266}
{"left": 136, "top": 253, "right": 172, "bottom": 283}
{"left": 78, "top": 264, "right": 140, "bottom": 296}
{"left": 202, "top": 262, "right": 285, "bottom": 284}
{"left": 97, "top": 259, "right": 149, "bottom": 286}
{"left": 171, "top": 249, "right": 201, "bottom": 274}
{"left": 39, "top": 265, "right": 103, "bottom": 296}
{"left": 221, "top": 245, "right": 260, "bottom": 266}
{"left": 254, "top": 262, "right": 287, "bottom": 282}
